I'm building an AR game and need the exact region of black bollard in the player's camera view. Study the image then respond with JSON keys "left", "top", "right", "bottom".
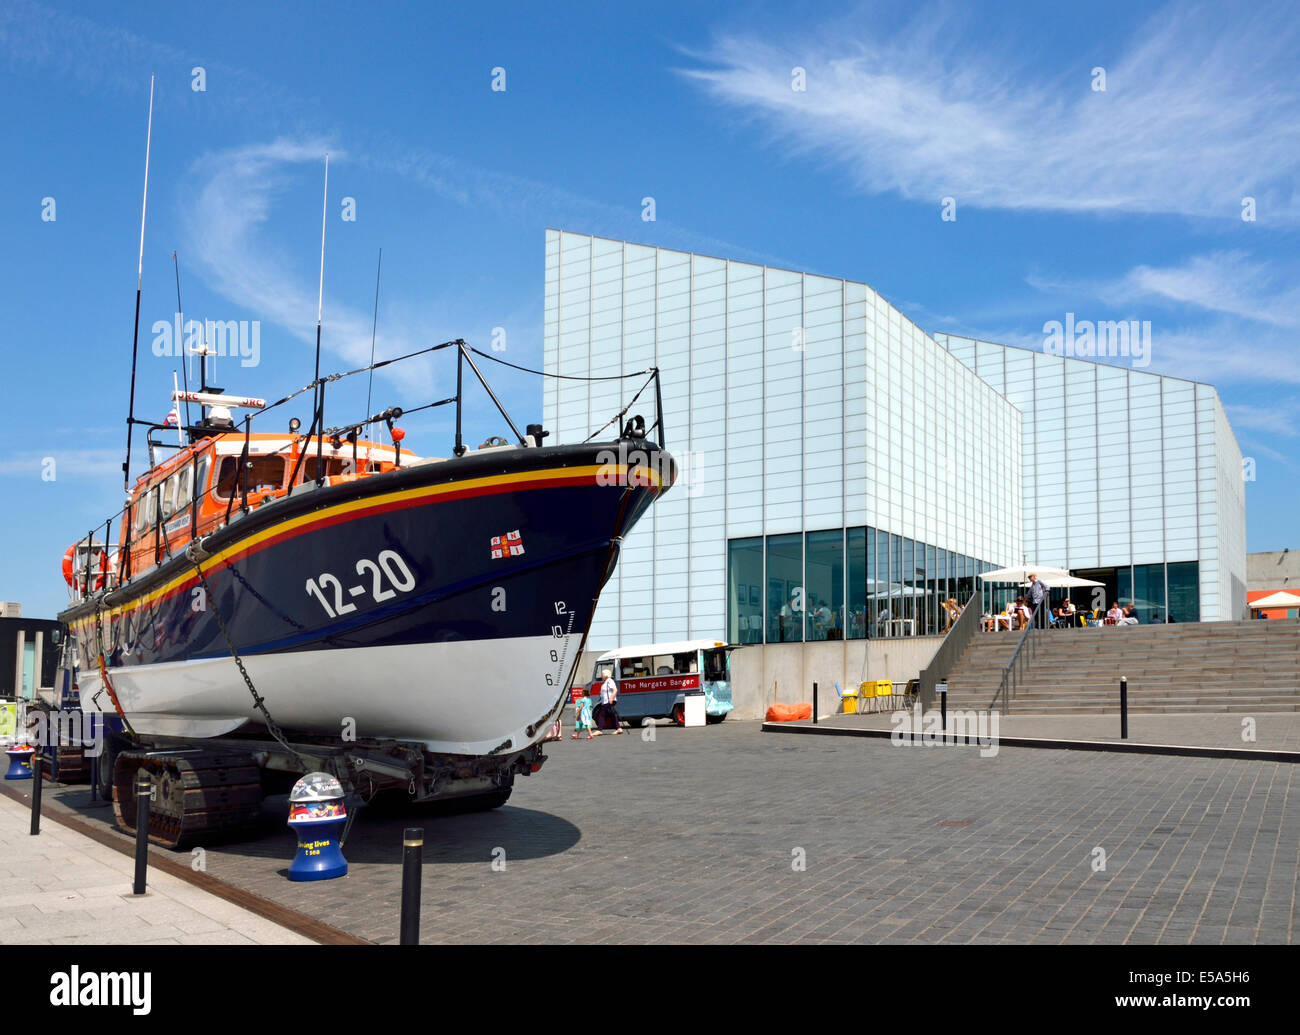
{"left": 400, "top": 827, "right": 424, "bottom": 945}
{"left": 89, "top": 751, "right": 98, "bottom": 803}
{"left": 133, "top": 769, "right": 150, "bottom": 895}
{"left": 812, "top": 682, "right": 818, "bottom": 725}
{"left": 30, "top": 752, "right": 43, "bottom": 836}
{"left": 940, "top": 689, "right": 948, "bottom": 736}
{"left": 1120, "top": 676, "right": 1128, "bottom": 740}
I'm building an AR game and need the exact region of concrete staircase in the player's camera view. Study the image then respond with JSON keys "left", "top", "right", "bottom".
{"left": 941, "top": 619, "right": 1300, "bottom": 714}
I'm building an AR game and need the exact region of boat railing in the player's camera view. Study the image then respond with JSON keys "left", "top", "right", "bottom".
{"left": 71, "top": 340, "right": 666, "bottom": 608}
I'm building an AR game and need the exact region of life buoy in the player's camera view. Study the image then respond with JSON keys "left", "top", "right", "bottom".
{"left": 62, "top": 544, "right": 113, "bottom": 593}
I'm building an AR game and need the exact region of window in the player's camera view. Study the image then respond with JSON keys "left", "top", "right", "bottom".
{"left": 805, "top": 529, "right": 843, "bottom": 641}
{"left": 303, "top": 456, "right": 346, "bottom": 482}
{"left": 703, "top": 648, "right": 727, "bottom": 682}
{"left": 160, "top": 475, "right": 178, "bottom": 520}
{"left": 1166, "top": 561, "right": 1199, "bottom": 623}
{"left": 727, "top": 537, "right": 763, "bottom": 644}
{"left": 216, "top": 455, "right": 286, "bottom": 500}
{"left": 766, "top": 533, "right": 803, "bottom": 642}
{"left": 1132, "top": 563, "right": 1166, "bottom": 624}
{"left": 847, "top": 527, "right": 867, "bottom": 640}
{"left": 174, "top": 466, "right": 194, "bottom": 513}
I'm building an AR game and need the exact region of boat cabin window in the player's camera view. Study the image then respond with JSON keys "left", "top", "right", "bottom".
{"left": 195, "top": 455, "right": 211, "bottom": 508}
{"left": 173, "top": 466, "right": 193, "bottom": 513}
{"left": 137, "top": 486, "right": 158, "bottom": 532}
{"left": 216, "top": 455, "right": 286, "bottom": 500}
{"left": 131, "top": 496, "right": 148, "bottom": 537}
{"left": 302, "top": 456, "right": 347, "bottom": 482}
{"left": 160, "top": 474, "right": 178, "bottom": 520}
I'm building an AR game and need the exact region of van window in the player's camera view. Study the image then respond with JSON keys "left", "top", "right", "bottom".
{"left": 703, "top": 648, "right": 727, "bottom": 682}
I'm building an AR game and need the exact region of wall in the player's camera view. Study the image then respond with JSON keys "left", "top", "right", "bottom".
{"left": 935, "top": 333, "right": 1247, "bottom": 621}
{"left": 1248, "top": 549, "right": 1300, "bottom": 592}
{"left": 570, "top": 638, "right": 941, "bottom": 721}
{"left": 545, "top": 230, "right": 1022, "bottom": 647}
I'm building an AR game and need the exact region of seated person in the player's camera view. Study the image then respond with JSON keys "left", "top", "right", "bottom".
{"left": 1106, "top": 602, "right": 1124, "bottom": 625}
{"left": 1120, "top": 604, "right": 1139, "bottom": 625}
{"left": 1057, "top": 599, "right": 1078, "bottom": 622}
{"left": 1012, "top": 597, "right": 1031, "bottom": 630}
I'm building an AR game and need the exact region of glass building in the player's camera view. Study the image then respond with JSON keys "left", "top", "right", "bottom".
{"left": 543, "top": 230, "right": 1247, "bottom": 648}
{"left": 933, "top": 335, "right": 1246, "bottom": 625}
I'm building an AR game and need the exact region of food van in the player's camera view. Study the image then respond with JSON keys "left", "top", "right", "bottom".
{"left": 580, "top": 640, "right": 734, "bottom": 726}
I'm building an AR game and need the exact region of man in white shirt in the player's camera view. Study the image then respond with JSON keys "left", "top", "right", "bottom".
{"left": 600, "top": 668, "right": 625, "bottom": 734}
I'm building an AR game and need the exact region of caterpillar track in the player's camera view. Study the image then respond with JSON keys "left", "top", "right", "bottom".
{"left": 112, "top": 749, "right": 264, "bottom": 849}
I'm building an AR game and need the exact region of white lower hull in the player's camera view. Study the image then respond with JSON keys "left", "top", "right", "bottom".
{"left": 79, "top": 634, "right": 580, "bottom": 756}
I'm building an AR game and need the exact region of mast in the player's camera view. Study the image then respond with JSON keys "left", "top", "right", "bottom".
{"left": 172, "top": 251, "right": 192, "bottom": 428}
{"left": 365, "top": 248, "right": 382, "bottom": 424}
{"left": 313, "top": 155, "right": 329, "bottom": 483}
{"left": 122, "top": 74, "right": 155, "bottom": 494}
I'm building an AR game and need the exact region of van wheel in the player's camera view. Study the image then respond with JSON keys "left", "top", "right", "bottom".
{"left": 672, "top": 703, "right": 685, "bottom": 726}
{"left": 706, "top": 713, "right": 726, "bottom": 725}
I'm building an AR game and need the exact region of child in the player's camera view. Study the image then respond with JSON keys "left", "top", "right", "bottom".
{"left": 572, "top": 691, "right": 598, "bottom": 739}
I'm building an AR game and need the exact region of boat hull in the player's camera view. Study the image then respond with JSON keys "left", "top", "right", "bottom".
{"left": 63, "top": 441, "right": 671, "bottom": 753}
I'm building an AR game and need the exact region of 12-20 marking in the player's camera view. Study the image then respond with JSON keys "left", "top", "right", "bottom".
{"left": 306, "top": 549, "right": 417, "bottom": 618}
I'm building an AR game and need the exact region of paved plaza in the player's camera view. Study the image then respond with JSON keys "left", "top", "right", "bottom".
{"left": 14, "top": 717, "right": 1298, "bottom": 945}
{"left": 0, "top": 795, "right": 311, "bottom": 945}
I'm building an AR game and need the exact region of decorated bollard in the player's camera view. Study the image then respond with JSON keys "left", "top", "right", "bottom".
{"left": 287, "top": 773, "right": 348, "bottom": 882}
{"left": 5, "top": 744, "right": 36, "bottom": 780}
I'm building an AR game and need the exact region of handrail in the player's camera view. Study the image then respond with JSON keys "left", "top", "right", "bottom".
{"left": 991, "top": 598, "right": 1045, "bottom": 715}
{"left": 918, "top": 592, "right": 981, "bottom": 712}
{"left": 65, "top": 337, "right": 665, "bottom": 613}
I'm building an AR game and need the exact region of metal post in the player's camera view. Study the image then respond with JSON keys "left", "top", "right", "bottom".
{"left": 812, "top": 682, "right": 818, "bottom": 724}
{"left": 1120, "top": 676, "right": 1128, "bottom": 740}
{"left": 133, "top": 769, "right": 150, "bottom": 894}
{"left": 30, "top": 752, "right": 42, "bottom": 836}
{"left": 89, "top": 751, "right": 98, "bottom": 803}
{"left": 400, "top": 827, "right": 423, "bottom": 945}
{"left": 940, "top": 688, "right": 948, "bottom": 736}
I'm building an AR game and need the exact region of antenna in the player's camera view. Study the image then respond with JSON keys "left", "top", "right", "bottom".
{"left": 313, "top": 154, "right": 329, "bottom": 484}
{"left": 172, "top": 252, "right": 192, "bottom": 429}
{"left": 365, "top": 248, "right": 382, "bottom": 423}
{"left": 171, "top": 370, "right": 183, "bottom": 445}
{"left": 122, "top": 74, "right": 155, "bottom": 494}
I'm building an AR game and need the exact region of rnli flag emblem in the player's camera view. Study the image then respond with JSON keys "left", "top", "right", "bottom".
{"left": 490, "top": 529, "right": 525, "bottom": 559}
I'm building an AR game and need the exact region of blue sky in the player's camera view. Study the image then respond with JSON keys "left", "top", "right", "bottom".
{"left": 2, "top": 0, "right": 1297, "bottom": 619}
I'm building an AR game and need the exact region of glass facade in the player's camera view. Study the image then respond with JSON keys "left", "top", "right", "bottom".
{"left": 935, "top": 333, "right": 1246, "bottom": 621}
{"left": 544, "top": 230, "right": 1246, "bottom": 647}
{"left": 728, "top": 530, "right": 993, "bottom": 641}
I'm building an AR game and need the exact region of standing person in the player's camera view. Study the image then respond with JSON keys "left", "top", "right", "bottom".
{"left": 572, "top": 691, "right": 598, "bottom": 739}
{"left": 600, "top": 667, "right": 625, "bottom": 734}
{"left": 1027, "top": 573, "right": 1048, "bottom": 627}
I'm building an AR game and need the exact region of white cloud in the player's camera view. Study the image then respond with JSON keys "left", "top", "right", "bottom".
{"left": 1225, "top": 402, "right": 1299, "bottom": 439}
{"left": 0, "top": 449, "right": 121, "bottom": 479}
{"left": 180, "top": 138, "right": 447, "bottom": 400}
{"left": 683, "top": 3, "right": 1300, "bottom": 220}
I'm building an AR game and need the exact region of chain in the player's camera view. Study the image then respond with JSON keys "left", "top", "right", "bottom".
{"left": 191, "top": 556, "right": 308, "bottom": 772}
{"left": 92, "top": 605, "right": 136, "bottom": 739}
